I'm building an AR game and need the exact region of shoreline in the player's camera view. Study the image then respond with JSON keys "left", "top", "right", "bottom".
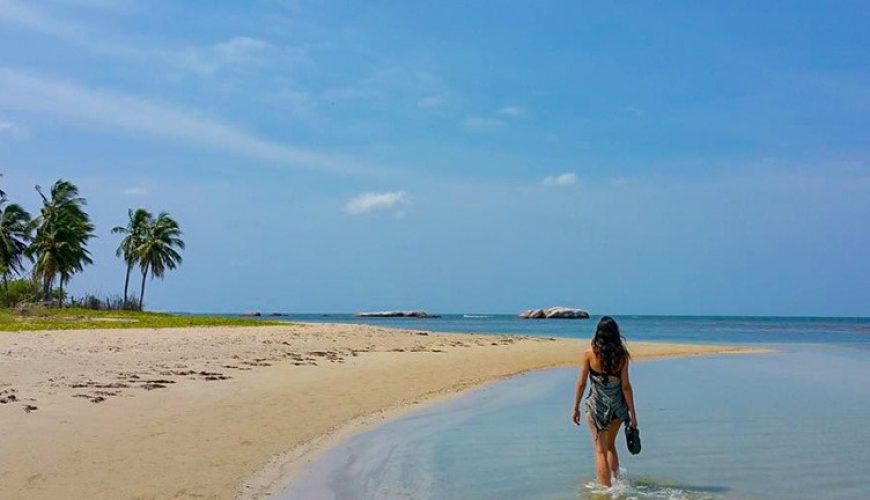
{"left": 241, "top": 345, "right": 767, "bottom": 500}
{"left": 0, "top": 322, "right": 763, "bottom": 500}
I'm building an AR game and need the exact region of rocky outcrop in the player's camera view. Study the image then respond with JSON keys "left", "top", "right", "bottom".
{"left": 354, "top": 311, "right": 441, "bottom": 318}
{"left": 519, "top": 307, "right": 589, "bottom": 319}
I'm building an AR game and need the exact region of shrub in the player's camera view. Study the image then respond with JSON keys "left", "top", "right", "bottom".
{"left": 66, "top": 294, "right": 141, "bottom": 311}
{"left": 0, "top": 279, "right": 40, "bottom": 307}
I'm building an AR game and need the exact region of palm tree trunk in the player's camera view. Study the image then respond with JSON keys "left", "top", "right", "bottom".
{"left": 58, "top": 278, "right": 64, "bottom": 307}
{"left": 2, "top": 273, "right": 8, "bottom": 307}
{"left": 139, "top": 265, "right": 149, "bottom": 310}
{"left": 42, "top": 275, "right": 52, "bottom": 303}
{"left": 123, "top": 264, "right": 132, "bottom": 301}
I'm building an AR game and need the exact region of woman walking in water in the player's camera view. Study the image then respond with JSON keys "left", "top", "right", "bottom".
{"left": 572, "top": 316, "right": 638, "bottom": 486}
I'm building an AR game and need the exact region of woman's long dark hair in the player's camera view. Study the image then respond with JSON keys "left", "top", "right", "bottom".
{"left": 592, "top": 316, "right": 630, "bottom": 376}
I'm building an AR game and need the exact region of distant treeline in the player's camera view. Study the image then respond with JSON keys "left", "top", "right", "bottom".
{"left": 0, "top": 175, "right": 184, "bottom": 310}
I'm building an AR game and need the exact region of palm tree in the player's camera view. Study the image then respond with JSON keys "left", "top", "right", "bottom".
{"left": 0, "top": 197, "right": 33, "bottom": 293}
{"left": 27, "top": 180, "right": 95, "bottom": 304}
{"left": 112, "top": 208, "right": 153, "bottom": 303}
{"left": 137, "top": 212, "right": 184, "bottom": 309}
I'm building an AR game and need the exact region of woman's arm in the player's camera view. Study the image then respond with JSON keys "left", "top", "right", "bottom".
{"left": 620, "top": 359, "right": 638, "bottom": 428}
{"left": 571, "top": 350, "right": 590, "bottom": 425}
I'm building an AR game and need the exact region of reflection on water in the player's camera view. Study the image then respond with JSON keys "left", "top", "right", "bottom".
{"left": 281, "top": 347, "right": 870, "bottom": 499}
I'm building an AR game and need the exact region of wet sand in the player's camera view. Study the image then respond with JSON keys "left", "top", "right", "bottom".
{"left": 0, "top": 323, "right": 755, "bottom": 499}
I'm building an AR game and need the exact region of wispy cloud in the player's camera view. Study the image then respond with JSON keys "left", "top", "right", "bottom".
{"left": 622, "top": 106, "right": 643, "bottom": 117}
{"left": 345, "top": 191, "right": 408, "bottom": 215}
{"left": 49, "top": 0, "right": 131, "bottom": 10}
{"left": 0, "top": 68, "right": 381, "bottom": 176}
{"left": 462, "top": 116, "right": 505, "bottom": 132}
{"left": 0, "top": 0, "right": 138, "bottom": 58}
{"left": 542, "top": 172, "right": 578, "bottom": 186}
{"left": 0, "top": 119, "right": 27, "bottom": 139}
{"left": 0, "top": 0, "right": 81, "bottom": 39}
{"left": 498, "top": 105, "right": 526, "bottom": 117}
{"left": 176, "top": 36, "right": 274, "bottom": 73}
{"left": 173, "top": 37, "right": 298, "bottom": 75}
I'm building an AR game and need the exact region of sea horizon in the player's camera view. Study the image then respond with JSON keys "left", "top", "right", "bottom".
{"left": 183, "top": 311, "right": 870, "bottom": 321}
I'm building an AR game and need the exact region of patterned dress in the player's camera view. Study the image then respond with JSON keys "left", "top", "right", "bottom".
{"left": 584, "top": 367, "right": 629, "bottom": 431}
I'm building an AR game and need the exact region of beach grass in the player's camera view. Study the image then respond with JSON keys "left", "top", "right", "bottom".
{"left": 0, "top": 307, "right": 287, "bottom": 331}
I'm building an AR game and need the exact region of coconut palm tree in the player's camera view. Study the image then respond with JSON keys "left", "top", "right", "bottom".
{"left": 112, "top": 208, "right": 153, "bottom": 303}
{"left": 0, "top": 197, "right": 33, "bottom": 293}
{"left": 27, "top": 180, "right": 95, "bottom": 304}
{"left": 137, "top": 212, "right": 184, "bottom": 309}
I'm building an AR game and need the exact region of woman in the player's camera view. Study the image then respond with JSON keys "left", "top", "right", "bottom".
{"left": 571, "top": 316, "right": 638, "bottom": 487}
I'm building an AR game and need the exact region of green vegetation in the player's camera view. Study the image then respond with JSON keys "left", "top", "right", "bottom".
{"left": 111, "top": 208, "right": 152, "bottom": 305}
{"left": 0, "top": 176, "right": 274, "bottom": 331}
{"left": 0, "top": 307, "right": 286, "bottom": 332}
{"left": 133, "top": 212, "right": 185, "bottom": 309}
{"left": 0, "top": 196, "right": 32, "bottom": 291}
{"left": 28, "top": 180, "right": 96, "bottom": 304}
{"left": 0, "top": 176, "right": 189, "bottom": 311}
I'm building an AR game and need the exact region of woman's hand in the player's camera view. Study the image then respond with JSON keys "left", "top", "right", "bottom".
{"left": 629, "top": 414, "right": 639, "bottom": 429}
{"left": 572, "top": 407, "right": 581, "bottom": 425}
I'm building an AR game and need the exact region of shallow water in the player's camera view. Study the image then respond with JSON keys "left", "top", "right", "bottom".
{"left": 280, "top": 347, "right": 870, "bottom": 499}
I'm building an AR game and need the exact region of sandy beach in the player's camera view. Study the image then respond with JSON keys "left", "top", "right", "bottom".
{"left": 0, "top": 323, "right": 754, "bottom": 500}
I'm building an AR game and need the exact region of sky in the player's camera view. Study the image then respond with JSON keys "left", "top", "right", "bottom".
{"left": 0, "top": 0, "right": 867, "bottom": 316}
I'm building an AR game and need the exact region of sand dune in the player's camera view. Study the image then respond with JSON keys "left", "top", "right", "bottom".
{"left": 0, "top": 323, "right": 755, "bottom": 499}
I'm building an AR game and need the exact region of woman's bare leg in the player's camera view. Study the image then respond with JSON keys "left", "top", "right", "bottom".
{"left": 604, "top": 419, "right": 621, "bottom": 479}
{"left": 586, "top": 415, "right": 613, "bottom": 486}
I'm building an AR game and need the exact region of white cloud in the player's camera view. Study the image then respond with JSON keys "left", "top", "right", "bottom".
{"left": 121, "top": 186, "right": 148, "bottom": 196}
{"left": 622, "top": 106, "right": 643, "bottom": 117}
{"left": 542, "top": 172, "right": 578, "bottom": 186}
{"left": 345, "top": 191, "right": 408, "bottom": 215}
{"left": 462, "top": 116, "right": 505, "bottom": 132}
{"left": 0, "top": 0, "right": 72, "bottom": 36}
{"left": 48, "top": 0, "right": 131, "bottom": 9}
{"left": 0, "top": 119, "right": 27, "bottom": 139}
{"left": 0, "top": 0, "right": 78, "bottom": 38}
{"left": 498, "top": 105, "right": 526, "bottom": 117}
{"left": 0, "top": 0, "right": 133, "bottom": 56}
{"left": 0, "top": 68, "right": 382, "bottom": 176}
{"left": 174, "top": 36, "right": 278, "bottom": 75}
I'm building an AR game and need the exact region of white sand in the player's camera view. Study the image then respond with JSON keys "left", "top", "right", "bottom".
{"left": 0, "top": 323, "right": 757, "bottom": 499}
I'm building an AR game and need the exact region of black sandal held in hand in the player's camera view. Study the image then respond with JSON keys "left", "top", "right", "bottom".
{"left": 625, "top": 422, "right": 641, "bottom": 455}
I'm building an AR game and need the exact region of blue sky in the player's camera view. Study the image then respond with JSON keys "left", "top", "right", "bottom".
{"left": 0, "top": 0, "right": 867, "bottom": 315}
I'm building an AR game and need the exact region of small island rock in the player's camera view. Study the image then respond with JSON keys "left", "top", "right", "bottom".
{"left": 519, "top": 307, "right": 589, "bottom": 319}
{"left": 354, "top": 311, "right": 441, "bottom": 318}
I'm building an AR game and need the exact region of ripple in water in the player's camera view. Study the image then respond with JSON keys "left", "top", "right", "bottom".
{"left": 580, "top": 470, "right": 727, "bottom": 500}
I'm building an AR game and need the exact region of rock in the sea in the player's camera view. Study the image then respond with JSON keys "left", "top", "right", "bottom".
{"left": 519, "top": 308, "right": 547, "bottom": 319}
{"left": 354, "top": 311, "right": 441, "bottom": 318}
{"left": 241, "top": 312, "right": 262, "bottom": 317}
{"left": 519, "top": 307, "right": 589, "bottom": 319}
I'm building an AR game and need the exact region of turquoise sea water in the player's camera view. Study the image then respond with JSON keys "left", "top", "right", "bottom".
{"left": 270, "top": 316, "right": 869, "bottom": 499}
{"left": 244, "top": 313, "right": 870, "bottom": 346}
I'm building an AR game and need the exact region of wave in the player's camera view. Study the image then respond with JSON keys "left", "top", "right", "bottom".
{"left": 462, "top": 314, "right": 491, "bottom": 318}
{"left": 581, "top": 471, "right": 728, "bottom": 499}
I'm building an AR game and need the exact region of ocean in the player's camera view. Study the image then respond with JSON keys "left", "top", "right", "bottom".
{"left": 251, "top": 313, "right": 870, "bottom": 346}
{"left": 265, "top": 315, "right": 870, "bottom": 499}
